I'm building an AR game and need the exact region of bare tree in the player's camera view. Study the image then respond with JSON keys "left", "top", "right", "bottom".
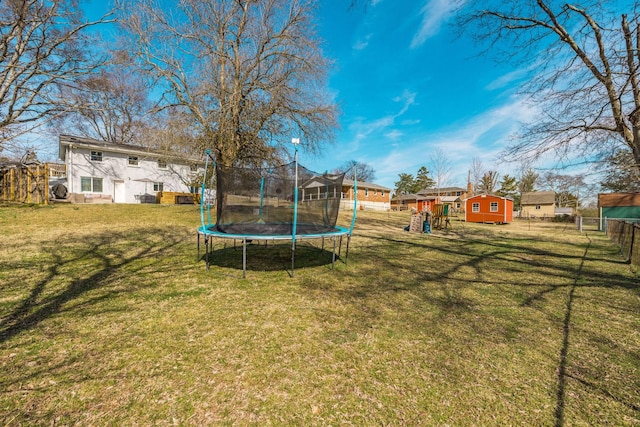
{"left": 428, "top": 147, "right": 452, "bottom": 195}
{"left": 117, "top": 0, "right": 338, "bottom": 168}
{"left": 54, "top": 52, "right": 152, "bottom": 145}
{"left": 0, "top": 0, "right": 112, "bottom": 150}
{"left": 541, "top": 171, "right": 587, "bottom": 207}
{"left": 334, "top": 160, "right": 376, "bottom": 182}
{"left": 469, "top": 156, "right": 485, "bottom": 194}
{"left": 478, "top": 170, "right": 500, "bottom": 194}
{"left": 461, "top": 1, "right": 640, "bottom": 174}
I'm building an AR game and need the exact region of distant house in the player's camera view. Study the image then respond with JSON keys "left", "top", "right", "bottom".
{"left": 341, "top": 179, "right": 391, "bottom": 211}
{"left": 598, "top": 192, "right": 640, "bottom": 229}
{"left": 418, "top": 185, "right": 472, "bottom": 212}
{"left": 391, "top": 193, "right": 437, "bottom": 212}
{"left": 464, "top": 194, "right": 513, "bottom": 224}
{"left": 58, "top": 134, "right": 202, "bottom": 204}
{"left": 520, "top": 191, "right": 556, "bottom": 218}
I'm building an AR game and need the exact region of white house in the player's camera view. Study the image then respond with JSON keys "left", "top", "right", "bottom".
{"left": 58, "top": 134, "right": 202, "bottom": 204}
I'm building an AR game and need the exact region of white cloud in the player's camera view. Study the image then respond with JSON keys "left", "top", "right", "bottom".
{"left": 485, "top": 69, "right": 526, "bottom": 91}
{"left": 372, "top": 96, "right": 539, "bottom": 188}
{"left": 345, "top": 90, "right": 418, "bottom": 153}
{"left": 411, "top": 0, "right": 464, "bottom": 48}
{"left": 352, "top": 33, "right": 372, "bottom": 50}
{"left": 384, "top": 130, "right": 404, "bottom": 140}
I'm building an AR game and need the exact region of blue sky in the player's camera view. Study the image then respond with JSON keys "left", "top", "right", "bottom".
{"left": 301, "top": 0, "right": 536, "bottom": 189}
{"left": 35, "top": 0, "right": 537, "bottom": 190}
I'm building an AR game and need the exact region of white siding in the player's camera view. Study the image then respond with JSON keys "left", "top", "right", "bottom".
{"left": 66, "top": 147, "right": 196, "bottom": 203}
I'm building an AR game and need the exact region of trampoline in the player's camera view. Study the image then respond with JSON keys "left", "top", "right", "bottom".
{"left": 197, "top": 142, "right": 357, "bottom": 277}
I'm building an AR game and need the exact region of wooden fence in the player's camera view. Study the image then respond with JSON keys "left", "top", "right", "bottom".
{"left": 606, "top": 220, "right": 640, "bottom": 268}
{"left": 0, "top": 163, "right": 50, "bottom": 204}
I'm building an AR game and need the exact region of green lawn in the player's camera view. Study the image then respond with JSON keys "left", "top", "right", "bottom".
{"left": 1, "top": 204, "right": 638, "bottom": 425}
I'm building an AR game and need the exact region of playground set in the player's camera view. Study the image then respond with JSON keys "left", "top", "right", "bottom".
{"left": 407, "top": 203, "right": 451, "bottom": 234}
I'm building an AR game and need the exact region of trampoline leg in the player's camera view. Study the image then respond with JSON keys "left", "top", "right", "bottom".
{"left": 205, "top": 235, "right": 210, "bottom": 270}
{"left": 331, "top": 236, "right": 337, "bottom": 270}
{"left": 242, "top": 238, "right": 247, "bottom": 279}
{"left": 345, "top": 234, "right": 351, "bottom": 265}
{"left": 291, "top": 242, "right": 296, "bottom": 278}
{"left": 197, "top": 232, "right": 200, "bottom": 262}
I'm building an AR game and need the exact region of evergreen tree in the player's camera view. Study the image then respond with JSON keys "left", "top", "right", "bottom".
{"left": 415, "top": 166, "right": 435, "bottom": 191}
{"left": 599, "top": 150, "right": 640, "bottom": 192}
{"left": 394, "top": 173, "right": 419, "bottom": 195}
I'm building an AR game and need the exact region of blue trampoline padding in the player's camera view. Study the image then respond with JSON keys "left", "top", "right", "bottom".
{"left": 198, "top": 225, "right": 350, "bottom": 241}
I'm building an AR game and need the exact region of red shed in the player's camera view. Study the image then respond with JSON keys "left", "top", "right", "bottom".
{"left": 464, "top": 194, "right": 513, "bottom": 224}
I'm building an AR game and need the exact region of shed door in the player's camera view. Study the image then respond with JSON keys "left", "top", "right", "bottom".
{"left": 114, "top": 180, "right": 126, "bottom": 203}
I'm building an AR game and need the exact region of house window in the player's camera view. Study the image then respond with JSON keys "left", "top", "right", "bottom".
{"left": 490, "top": 202, "right": 498, "bottom": 212}
{"left": 158, "top": 159, "right": 167, "bottom": 169}
{"left": 90, "top": 151, "right": 103, "bottom": 162}
{"left": 381, "top": 190, "right": 385, "bottom": 196}
{"left": 128, "top": 156, "right": 139, "bottom": 166}
{"left": 365, "top": 188, "right": 369, "bottom": 197}
{"left": 456, "top": 191, "right": 461, "bottom": 196}
{"left": 153, "top": 182, "right": 163, "bottom": 192}
{"left": 456, "top": 202, "right": 461, "bottom": 209}
{"left": 535, "top": 205, "right": 541, "bottom": 210}
{"left": 472, "top": 202, "right": 480, "bottom": 213}
{"left": 80, "top": 176, "right": 103, "bottom": 192}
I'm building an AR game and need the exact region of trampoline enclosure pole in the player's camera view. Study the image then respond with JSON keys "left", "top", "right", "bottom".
{"left": 292, "top": 146, "right": 299, "bottom": 245}
{"left": 291, "top": 138, "right": 300, "bottom": 277}
{"left": 350, "top": 167, "right": 358, "bottom": 232}
{"left": 200, "top": 150, "right": 211, "bottom": 230}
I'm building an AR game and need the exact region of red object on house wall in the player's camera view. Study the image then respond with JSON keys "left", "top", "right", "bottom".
{"left": 464, "top": 194, "right": 513, "bottom": 224}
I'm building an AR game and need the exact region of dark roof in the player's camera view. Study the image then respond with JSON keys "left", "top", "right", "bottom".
{"left": 58, "top": 134, "right": 202, "bottom": 164}
{"left": 343, "top": 179, "right": 391, "bottom": 191}
{"left": 521, "top": 191, "right": 555, "bottom": 205}
{"left": 598, "top": 192, "right": 640, "bottom": 207}
{"left": 391, "top": 193, "right": 435, "bottom": 202}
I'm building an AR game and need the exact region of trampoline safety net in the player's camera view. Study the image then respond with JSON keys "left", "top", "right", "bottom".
{"left": 214, "top": 162, "right": 345, "bottom": 236}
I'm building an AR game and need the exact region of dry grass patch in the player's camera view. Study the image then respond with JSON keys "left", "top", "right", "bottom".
{"left": 1, "top": 205, "right": 638, "bottom": 425}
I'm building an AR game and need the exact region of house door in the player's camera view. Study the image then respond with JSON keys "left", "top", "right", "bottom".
{"left": 114, "top": 180, "right": 126, "bottom": 203}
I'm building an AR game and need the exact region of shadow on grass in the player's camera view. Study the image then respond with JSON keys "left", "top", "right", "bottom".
{"left": 202, "top": 239, "right": 345, "bottom": 274}
{"left": 0, "top": 227, "right": 189, "bottom": 345}
{"left": 302, "top": 227, "right": 640, "bottom": 423}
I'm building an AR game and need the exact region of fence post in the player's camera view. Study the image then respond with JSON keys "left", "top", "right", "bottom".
{"left": 44, "top": 164, "right": 49, "bottom": 205}
{"left": 628, "top": 223, "right": 636, "bottom": 263}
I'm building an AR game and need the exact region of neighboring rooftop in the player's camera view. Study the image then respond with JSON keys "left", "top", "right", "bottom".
{"left": 521, "top": 191, "right": 556, "bottom": 205}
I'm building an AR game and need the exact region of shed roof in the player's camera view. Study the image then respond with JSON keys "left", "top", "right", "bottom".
{"left": 464, "top": 193, "right": 512, "bottom": 201}
{"left": 521, "top": 191, "right": 555, "bottom": 205}
{"left": 598, "top": 192, "right": 640, "bottom": 207}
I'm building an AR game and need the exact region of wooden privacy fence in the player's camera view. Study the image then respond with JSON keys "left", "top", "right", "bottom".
{"left": 606, "top": 220, "right": 640, "bottom": 268}
{"left": 0, "top": 163, "right": 50, "bottom": 204}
